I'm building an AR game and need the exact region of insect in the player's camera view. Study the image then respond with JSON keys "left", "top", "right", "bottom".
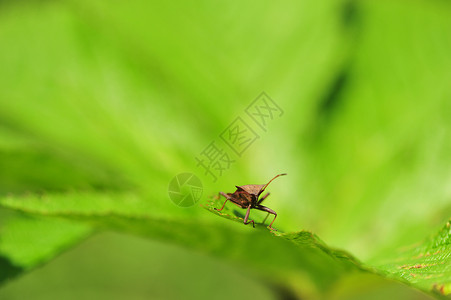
{"left": 215, "top": 173, "right": 287, "bottom": 230}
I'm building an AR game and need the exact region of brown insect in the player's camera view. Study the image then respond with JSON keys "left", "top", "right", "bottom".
{"left": 215, "top": 173, "right": 287, "bottom": 230}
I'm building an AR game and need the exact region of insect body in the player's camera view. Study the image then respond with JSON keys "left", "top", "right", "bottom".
{"left": 215, "top": 173, "right": 287, "bottom": 230}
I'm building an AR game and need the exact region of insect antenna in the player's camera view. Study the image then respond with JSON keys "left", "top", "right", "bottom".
{"left": 259, "top": 173, "right": 287, "bottom": 195}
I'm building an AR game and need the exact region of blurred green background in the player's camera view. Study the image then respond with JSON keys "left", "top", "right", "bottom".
{"left": 0, "top": 0, "right": 451, "bottom": 299}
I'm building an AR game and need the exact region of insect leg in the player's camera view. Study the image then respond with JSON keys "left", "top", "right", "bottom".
{"left": 256, "top": 205, "right": 277, "bottom": 229}
{"left": 257, "top": 192, "right": 270, "bottom": 205}
{"left": 257, "top": 193, "right": 271, "bottom": 224}
{"left": 215, "top": 192, "right": 231, "bottom": 211}
{"left": 243, "top": 204, "right": 255, "bottom": 228}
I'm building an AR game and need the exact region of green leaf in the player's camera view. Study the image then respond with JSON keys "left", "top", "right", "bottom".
{"left": 0, "top": 0, "right": 451, "bottom": 298}
{"left": 0, "top": 194, "right": 363, "bottom": 293}
{"left": 0, "top": 193, "right": 439, "bottom": 299}
{"left": 0, "top": 208, "right": 91, "bottom": 284}
{"left": 0, "top": 147, "right": 127, "bottom": 195}
{"left": 0, "top": 256, "right": 21, "bottom": 285}
{"left": 374, "top": 219, "right": 451, "bottom": 296}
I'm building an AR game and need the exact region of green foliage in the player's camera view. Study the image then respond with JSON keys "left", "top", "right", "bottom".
{"left": 0, "top": 0, "right": 450, "bottom": 299}
{"left": 0, "top": 208, "right": 90, "bottom": 285}
{"left": 0, "top": 212, "right": 90, "bottom": 269}
{"left": 1, "top": 193, "right": 364, "bottom": 295}
{"left": 0, "top": 193, "right": 447, "bottom": 298}
{"left": 374, "top": 220, "right": 451, "bottom": 296}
